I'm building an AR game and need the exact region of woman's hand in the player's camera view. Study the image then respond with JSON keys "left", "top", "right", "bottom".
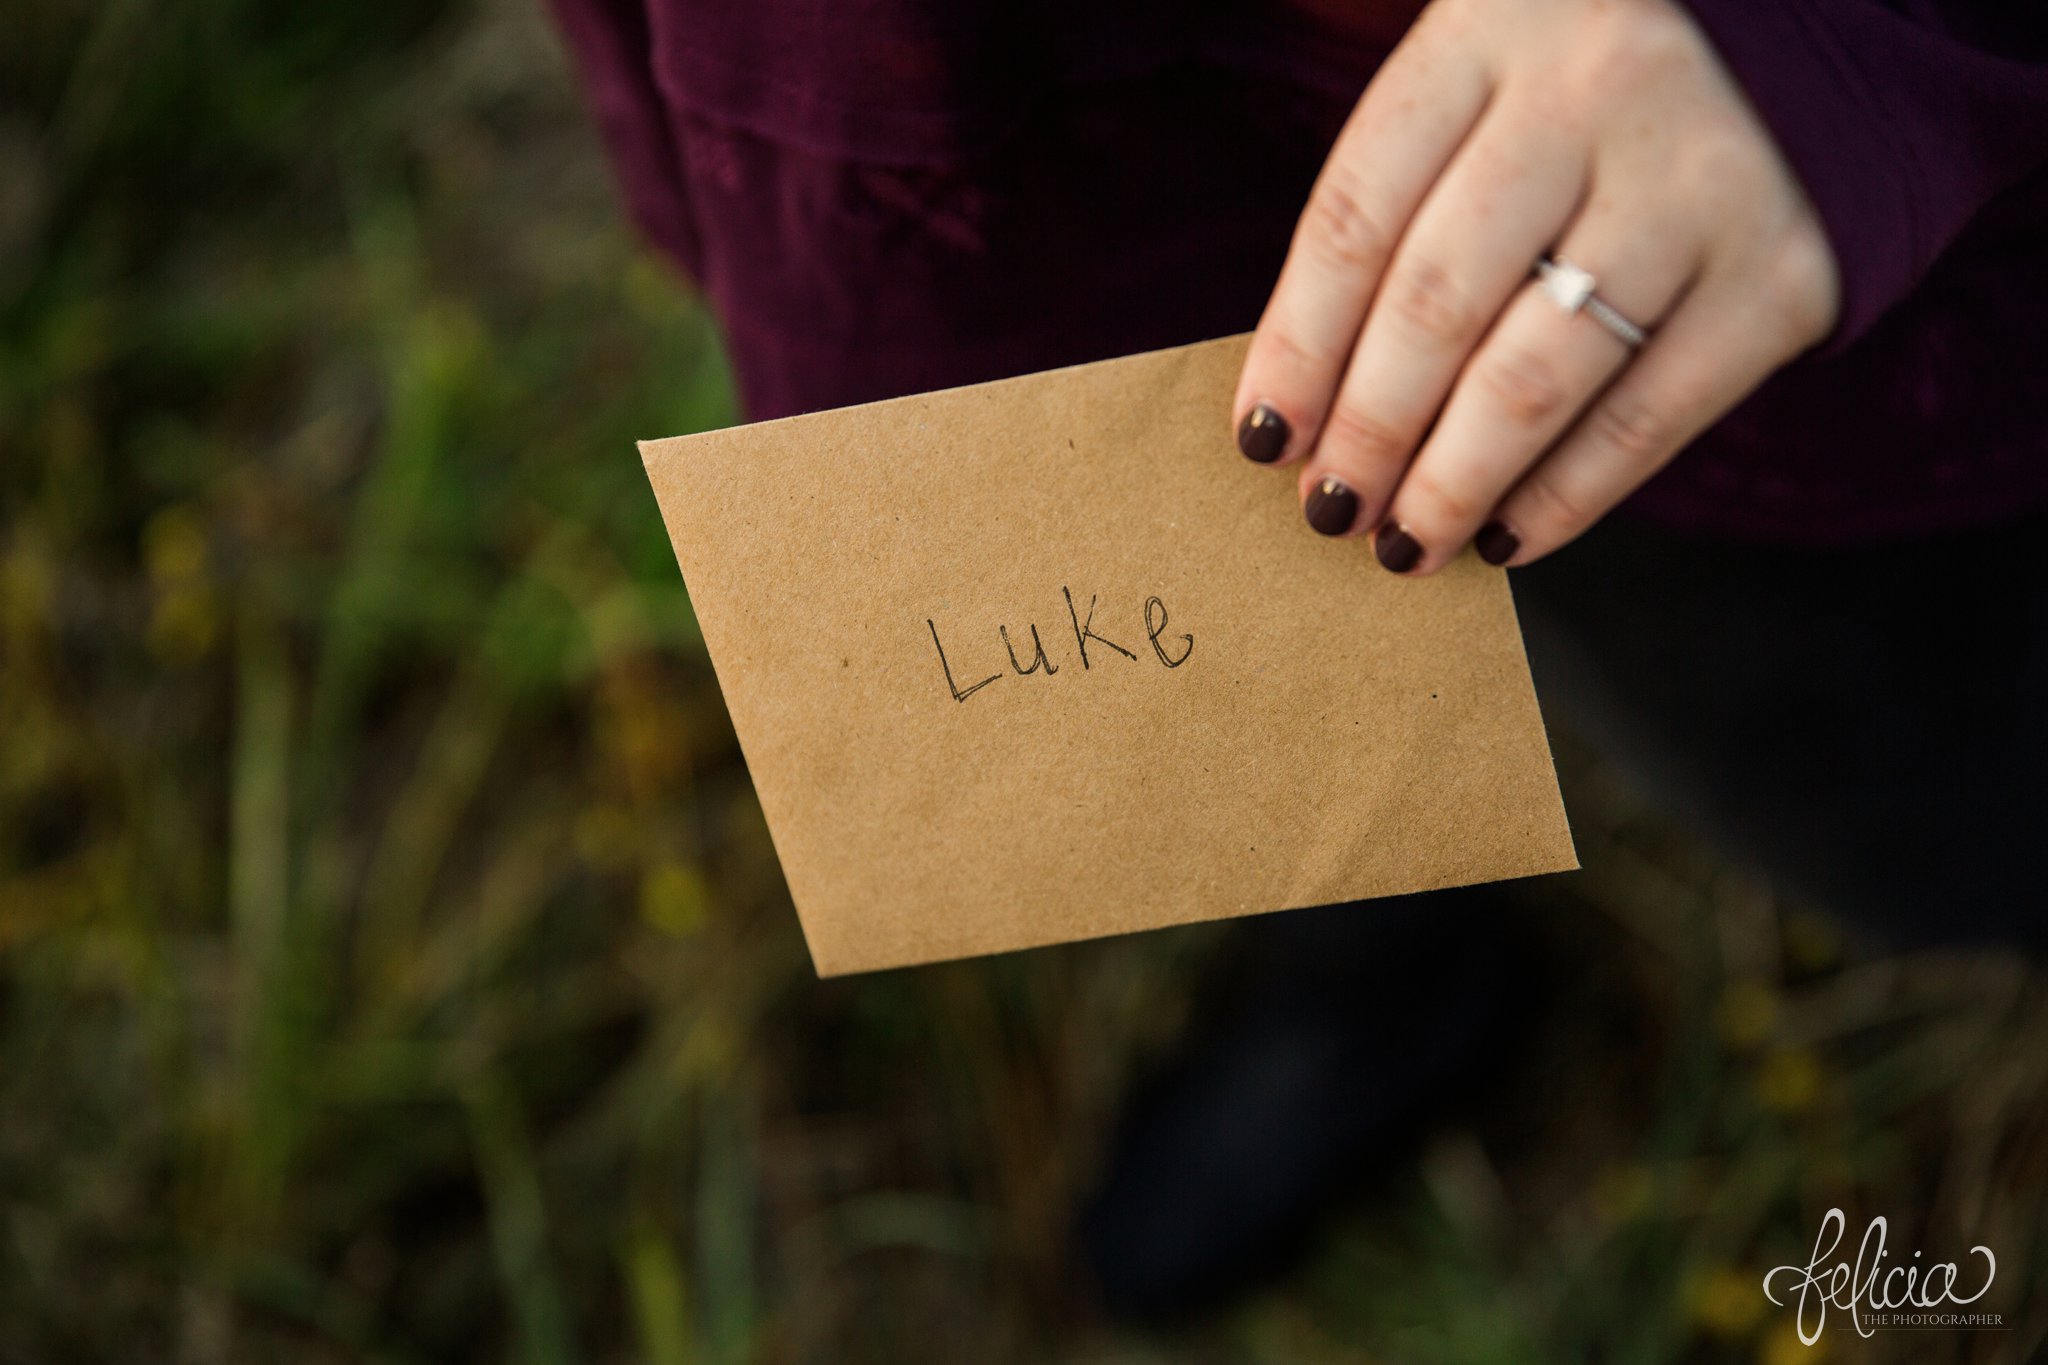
{"left": 1233, "top": 0, "right": 1840, "bottom": 572}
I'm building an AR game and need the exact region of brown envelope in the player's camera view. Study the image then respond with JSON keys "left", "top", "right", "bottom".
{"left": 641, "top": 334, "right": 1575, "bottom": 975}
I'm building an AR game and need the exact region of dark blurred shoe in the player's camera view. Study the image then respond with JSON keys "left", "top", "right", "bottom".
{"left": 1074, "top": 883, "right": 1531, "bottom": 1320}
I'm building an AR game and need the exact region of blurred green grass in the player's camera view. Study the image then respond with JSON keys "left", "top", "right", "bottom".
{"left": 2, "top": 2, "right": 2045, "bottom": 1362}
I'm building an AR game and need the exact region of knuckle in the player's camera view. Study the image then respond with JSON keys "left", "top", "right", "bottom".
{"left": 1303, "top": 172, "right": 1395, "bottom": 276}
{"left": 1768, "top": 233, "right": 1841, "bottom": 344}
{"left": 1399, "top": 466, "right": 1479, "bottom": 528}
{"left": 1514, "top": 71, "right": 1594, "bottom": 141}
{"left": 1587, "top": 393, "right": 1674, "bottom": 463}
{"left": 1634, "top": 132, "right": 1749, "bottom": 225}
{"left": 1474, "top": 345, "right": 1573, "bottom": 428}
{"left": 1674, "top": 126, "right": 1766, "bottom": 203}
{"left": 1386, "top": 257, "right": 1477, "bottom": 345}
{"left": 1321, "top": 399, "right": 1414, "bottom": 468}
{"left": 1580, "top": 1, "right": 1700, "bottom": 92}
{"left": 1257, "top": 320, "right": 1331, "bottom": 376}
{"left": 1404, "top": 0, "right": 1474, "bottom": 58}
{"left": 1517, "top": 469, "right": 1596, "bottom": 534}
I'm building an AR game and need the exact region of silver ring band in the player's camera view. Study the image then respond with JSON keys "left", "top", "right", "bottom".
{"left": 1534, "top": 253, "right": 1648, "bottom": 348}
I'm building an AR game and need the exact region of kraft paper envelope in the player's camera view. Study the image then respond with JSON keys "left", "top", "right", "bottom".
{"left": 641, "top": 334, "right": 1575, "bottom": 975}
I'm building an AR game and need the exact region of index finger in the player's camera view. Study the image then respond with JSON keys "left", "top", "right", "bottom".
{"left": 1233, "top": 17, "right": 1493, "bottom": 467}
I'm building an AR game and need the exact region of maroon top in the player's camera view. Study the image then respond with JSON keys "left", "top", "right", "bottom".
{"left": 552, "top": 0, "right": 2048, "bottom": 542}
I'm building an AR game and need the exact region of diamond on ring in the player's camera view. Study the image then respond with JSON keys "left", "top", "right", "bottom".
{"left": 1534, "top": 252, "right": 1648, "bottom": 348}
{"left": 1536, "top": 254, "right": 1597, "bottom": 313}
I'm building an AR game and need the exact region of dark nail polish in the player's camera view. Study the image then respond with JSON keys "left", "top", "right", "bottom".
{"left": 1304, "top": 476, "right": 1360, "bottom": 536}
{"left": 1237, "top": 402, "right": 1291, "bottom": 464}
{"left": 1475, "top": 521, "right": 1520, "bottom": 566}
{"left": 1375, "top": 521, "right": 1423, "bottom": 574}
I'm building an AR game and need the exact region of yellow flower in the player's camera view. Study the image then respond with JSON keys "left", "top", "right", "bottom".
{"left": 142, "top": 504, "right": 217, "bottom": 663}
{"left": 147, "top": 585, "right": 219, "bottom": 663}
{"left": 1593, "top": 1162, "right": 1653, "bottom": 1225}
{"left": 1781, "top": 912, "right": 1844, "bottom": 974}
{"left": 1715, "top": 978, "right": 1778, "bottom": 1049}
{"left": 1755, "top": 1049, "right": 1822, "bottom": 1114}
{"left": 639, "top": 861, "right": 709, "bottom": 938}
{"left": 1688, "top": 1265, "right": 1764, "bottom": 1338}
{"left": 1, "top": 535, "right": 55, "bottom": 641}
{"left": 143, "top": 503, "right": 209, "bottom": 585}
{"left": 1760, "top": 1314, "right": 1828, "bottom": 1365}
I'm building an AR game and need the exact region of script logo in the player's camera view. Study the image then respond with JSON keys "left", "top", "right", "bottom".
{"left": 1762, "top": 1208, "right": 1998, "bottom": 1344}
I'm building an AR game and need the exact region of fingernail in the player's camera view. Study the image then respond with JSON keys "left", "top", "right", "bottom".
{"left": 1304, "top": 476, "right": 1360, "bottom": 536}
{"left": 1475, "top": 521, "right": 1520, "bottom": 566}
{"left": 1375, "top": 521, "right": 1423, "bottom": 574}
{"left": 1237, "top": 402, "right": 1291, "bottom": 464}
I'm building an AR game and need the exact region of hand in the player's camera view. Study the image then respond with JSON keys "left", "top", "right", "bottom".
{"left": 1232, "top": 0, "right": 1840, "bottom": 572}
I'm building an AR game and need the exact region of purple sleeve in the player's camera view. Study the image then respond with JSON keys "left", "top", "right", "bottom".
{"left": 549, "top": 0, "right": 703, "bottom": 280}
{"left": 1675, "top": 0, "right": 2048, "bottom": 354}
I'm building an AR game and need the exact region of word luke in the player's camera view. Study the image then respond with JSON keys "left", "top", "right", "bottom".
{"left": 926, "top": 587, "right": 1193, "bottom": 703}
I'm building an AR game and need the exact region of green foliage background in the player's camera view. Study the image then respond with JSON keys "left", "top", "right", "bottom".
{"left": 1, "top": 2, "right": 2043, "bottom": 1362}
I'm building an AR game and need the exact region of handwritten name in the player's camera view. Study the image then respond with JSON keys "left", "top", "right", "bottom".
{"left": 1762, "top": 1208, "right": 1996, "bottom": 1343}
{"left": 927, "top": 586, "right": 1193, "bottom": 703}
